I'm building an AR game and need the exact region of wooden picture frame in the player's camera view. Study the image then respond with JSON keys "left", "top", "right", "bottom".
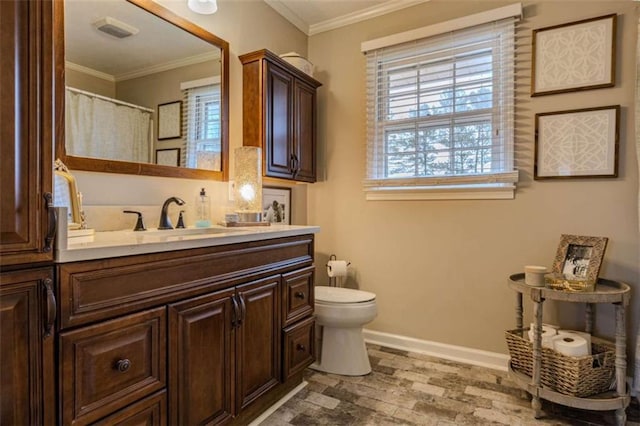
{"left": 156, "top": 148, "right": 180, "bottom": 166}
{"left": 262, "top": 186, "right": 291, "bottom": 225}
{"left": 551, "top": 234, "right": 608, "bottom": 283}
{"left": 157, "top": 101, "right": 182, "bottom": 140}
{"left": 534, "top": 105, "right": 619, "bottom": 179}
{"left": 531, "top": 14, "right": 616, "bottom": 96}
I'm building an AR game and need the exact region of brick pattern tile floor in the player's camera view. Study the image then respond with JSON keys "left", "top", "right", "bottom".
{"left": 261, "top": 344, "right": 640, "bottom": 426}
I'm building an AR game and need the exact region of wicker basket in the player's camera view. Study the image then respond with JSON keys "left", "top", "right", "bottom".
{"left": 505, "top": 328, "right": 615, "bottom": 397}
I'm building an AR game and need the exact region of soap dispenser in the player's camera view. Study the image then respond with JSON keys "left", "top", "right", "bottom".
{"left": 195, "top": 188, "right": 211, "bottom": 228}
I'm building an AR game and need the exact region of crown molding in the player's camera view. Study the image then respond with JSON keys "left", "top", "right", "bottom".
{"left": 309, "top": 0, "right": 430, "bottom": 36}
{"left": 65, "top": 61, "right": 115, "bottom": 82}
{"left": 264, "top": 0, "right": 309, "bottom": 35}
{"left": 115, "top": 51, "right": 219, "bottom": 81}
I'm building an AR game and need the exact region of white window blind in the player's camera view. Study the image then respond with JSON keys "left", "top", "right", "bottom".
{"left": 363, "top": 13, "right": 519, "bottom": 200}
{"left": 182, "top": 83, "right": 222, "bottom": 170}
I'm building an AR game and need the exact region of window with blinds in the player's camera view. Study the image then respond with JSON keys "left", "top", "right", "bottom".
{"left": 182, "top": 84, "right": 221, "bottom": 170}
{"left": 363, "top": 9, "right": 520, "bottom": 200}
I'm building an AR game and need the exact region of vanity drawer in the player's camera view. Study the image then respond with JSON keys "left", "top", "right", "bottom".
{"left": 283, "top": 316, "right": 315, "bottom": 380}
{"left": 91, "top": 391, "right": 167, "bottom": 426}
{"left": 60, "top": 307, "right": 166, "bottom": 426}
{"left": 282, "top": 266, "right": 314, "bottom": 327}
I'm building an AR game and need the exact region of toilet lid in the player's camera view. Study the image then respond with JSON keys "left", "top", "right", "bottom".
{"left": 315, "top": 286, "right": 376, "bottom": 303}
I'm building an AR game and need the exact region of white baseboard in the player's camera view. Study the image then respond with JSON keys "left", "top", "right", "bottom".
{"left": 364, "top": 329, "right": 639, "bottom": 398}
{"left": 363, "top": 329, "right": 510, "bottom": 372}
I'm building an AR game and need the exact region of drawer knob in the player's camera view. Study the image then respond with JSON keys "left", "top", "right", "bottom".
{"left": 296, "top": 344, "right": 306, "bottom": 351}
{"left": 294, "top": 292, "right": 305, "bottom": 299}
{"left": 116, "top": 359, "right": 131, "bottom": 372}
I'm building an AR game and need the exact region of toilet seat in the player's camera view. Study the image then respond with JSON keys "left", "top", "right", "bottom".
{"left": 315, "top": 286, "right": 376, "bottom": 304}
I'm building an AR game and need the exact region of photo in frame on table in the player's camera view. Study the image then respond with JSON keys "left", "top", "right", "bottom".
{"left": 534, "top": 105, "right": 619, "bottom": 179}
{"left": 551, "top": 234, "right": 608, "bottom": 284}
{"left": 531, "top": 14, "right": 616, "bottom": 96}
{"left": 262, "top": 186, "right": 291, "bottom": 225}
{"left": 157, "top": 101, "right": 182, "bottom": 140}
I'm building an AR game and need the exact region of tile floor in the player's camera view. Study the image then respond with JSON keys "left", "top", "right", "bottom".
{"left": 261, "top": 344, "right": 640, "bottom": 426}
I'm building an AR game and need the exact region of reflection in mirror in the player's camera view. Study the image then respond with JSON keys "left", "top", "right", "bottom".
{"left": 54, "top": 159, "right": 84, "bottom": 229}
{"left": 58, "top": 0, "right": 229, "bottom": 180}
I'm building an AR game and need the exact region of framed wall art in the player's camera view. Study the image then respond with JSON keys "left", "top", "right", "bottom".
{"left": 262, "top": 186, "right": 291, "bottom": 225}
{"left": 531, "top": 14, "right": 616, "bottom": 96}
{"left": 551, "top": 234, "right": 608, "bottom": 283}
{"left": 534, "top": 105, "right": 619, "bottom": 179}
{"left": 156, "top": 148, "right": 180, "bottom": 166}
{"left": 157, "top": 101, "right": 182, "bottom": 140}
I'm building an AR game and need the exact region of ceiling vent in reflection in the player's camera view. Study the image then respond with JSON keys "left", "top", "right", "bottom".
{"left": 92, "top": 17, "right": 139, "bottom": 39}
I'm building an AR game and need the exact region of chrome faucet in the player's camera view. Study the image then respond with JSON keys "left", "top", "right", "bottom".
{"left": 158, "top": 197, "right": 185, "bottom": 230}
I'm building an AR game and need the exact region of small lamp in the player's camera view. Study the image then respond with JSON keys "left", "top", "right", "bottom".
{"left": 234, "top": 146, "right": 263, "bottom": 223}
{"left": 187, "top": 0, "right": 217, "bottom": 15}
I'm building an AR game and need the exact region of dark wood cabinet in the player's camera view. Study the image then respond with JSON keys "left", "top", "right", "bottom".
{"left": 0, "top": 268, "right": 56, "bottom": 426}
{"left": 0, "top": 1, "right": 58, "bottom": 424}
{"left": 235, "top": 277, "right": 281, "bottom": 411}
{"left": 58, "top": 235, "right": 316, "bottom": 425}
{"left": 240, "top": 49, "right": 321, "bottom": 183}
{"left": 0, "top": 0, "right": 56, "bottom": 267}
{"left": 168, "top": 288, "right": 235, "bottom": 425}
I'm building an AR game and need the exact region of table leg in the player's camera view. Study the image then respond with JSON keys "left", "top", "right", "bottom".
{"left": 614, "top": 303, "right": 627, "bottom": 426}
{"left": 531, "top": 294, "right": 544, "bottom": 419}
{"left": 515, "top": 292, "right": 523, "bottom": 330}
{"left": 585, "top": 303, "right": 594, "bottom": 334}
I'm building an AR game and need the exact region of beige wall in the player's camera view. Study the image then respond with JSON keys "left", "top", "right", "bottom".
{"left": 307, "top": 0, "right": 640, "bottom": 365}
{"left": 65, "top": 67, "right": 115, "bottom": 97}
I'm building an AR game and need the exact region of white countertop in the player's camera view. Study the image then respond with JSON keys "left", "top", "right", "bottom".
{"left": 55, "top": 224, "right": 320, "bottom": 263}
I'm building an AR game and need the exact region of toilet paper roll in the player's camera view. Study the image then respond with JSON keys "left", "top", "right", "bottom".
{"left": 528, "top": 323, "right": 557, "bottom": 343}
{"left": 558, "top": 330, "right": 592, "bottom": 355}
{"left": 327, "top": 260, "right": 348, "bottom": 278}
{"left": 553, "top": 335, "right": 589, "bottom": 357}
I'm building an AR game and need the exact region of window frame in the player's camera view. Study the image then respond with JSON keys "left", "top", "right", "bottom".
{"left": 362, "top": 6, "right": 520, "bottom": 200}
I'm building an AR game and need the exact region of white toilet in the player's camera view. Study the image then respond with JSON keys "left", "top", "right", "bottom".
{"left": 311, "top": 286, "right": 377, "bottom": 376}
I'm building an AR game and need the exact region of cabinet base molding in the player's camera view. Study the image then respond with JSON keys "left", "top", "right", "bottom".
{"left": 247, "top": 380, "right": 308, "bottom": 426}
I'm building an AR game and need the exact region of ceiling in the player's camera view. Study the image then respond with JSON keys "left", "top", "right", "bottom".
{"left": 264, "top": 0, "right": 429, "bottom": 36}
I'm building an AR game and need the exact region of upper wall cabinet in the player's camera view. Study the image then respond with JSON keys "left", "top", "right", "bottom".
{"left": 0, "top": 0, "right": 56, "bottom": 267}
{"left": 240, "top": 50, "right": 321, "bottom": 183}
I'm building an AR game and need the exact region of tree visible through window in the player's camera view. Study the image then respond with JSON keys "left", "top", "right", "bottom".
{"left": 364, "top": 15, "right": 518, "bottom": 196}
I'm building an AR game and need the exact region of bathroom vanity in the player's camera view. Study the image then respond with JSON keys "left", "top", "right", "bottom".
{"left": 56, "top": 226, "right": 318, "bottom": 425}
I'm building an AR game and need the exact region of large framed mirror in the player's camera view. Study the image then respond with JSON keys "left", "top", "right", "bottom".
{"left": 56, "top": 0, "right": 229, "bottom": 180}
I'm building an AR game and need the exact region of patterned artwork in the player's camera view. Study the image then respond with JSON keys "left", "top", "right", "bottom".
{"left": 532, "top": 15, "right": 615, "bottom": 95}
{"left": 535, "top": 106, "right": 619, "bottom": 179}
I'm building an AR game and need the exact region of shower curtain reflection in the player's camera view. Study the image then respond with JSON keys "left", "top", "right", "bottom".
{"left": 66, "top": 88, "right": 153, "bottom": 163}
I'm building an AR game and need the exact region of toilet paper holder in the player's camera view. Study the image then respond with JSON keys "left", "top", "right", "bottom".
{"left": 326, "top": 254, "right": 350, "bottom": 287}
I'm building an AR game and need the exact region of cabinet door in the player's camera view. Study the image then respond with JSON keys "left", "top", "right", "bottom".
{"left": 0, "top": 268, "right": 56, "bottom": 426}
{"left": 0, "top": 0, "right": 56, "bottom": 266}
{"left": 293, "top": 80, "right": 317, "bottom": 182}
{"left": 168, "top": 288, "right": 235, "bottom": 425}
{"left": 235, "top": 276, "right": 281, "bottom": 411}
{"left": 264, "top": 62, "right": 294, "bottom": 179}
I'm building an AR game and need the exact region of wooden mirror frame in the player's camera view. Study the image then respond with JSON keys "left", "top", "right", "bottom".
{"left": 54, "top": 0, "right": 230, "bottom": 181}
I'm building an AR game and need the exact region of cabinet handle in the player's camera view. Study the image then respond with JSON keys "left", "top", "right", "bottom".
{"left": 42, "top": 278, "right": 56, "bottom": 338}
{"left": 116, "top": 359, "right": 131, "bottom": 372}
{"left": 231, "top": 296, "right": 240, "bottom": 328}
{"left": 294, "top": 291, "right": 305, "bottom": 300}
{"left": 43, "top": 192, "right": 57, "bottom": 253}
{"left": 296, "top": 344, "right": 306, "bottom": 352}
{"left": 292, "top": 155, "right": 299, "bottom": 178}
{"left": 238, "top": 295, "right": 246, "bottom": 326}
